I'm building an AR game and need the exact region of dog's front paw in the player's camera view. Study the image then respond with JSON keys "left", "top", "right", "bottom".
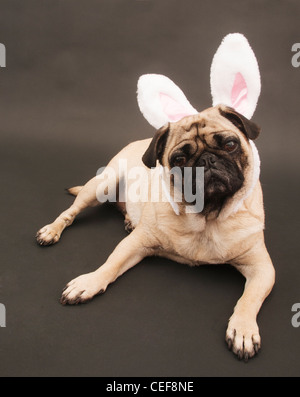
{"left": 225, "top": 314, "right": 261, "bottom": 362}
{"left": 36, "top": 224, "right": 60, "bottom": 246}
{"left": 60, "top": 272, "right": 106, "bottom": 305}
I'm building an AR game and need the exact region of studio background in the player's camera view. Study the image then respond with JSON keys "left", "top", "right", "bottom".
{"left": 0, "top": 0, "right": 299, "bottom": 376}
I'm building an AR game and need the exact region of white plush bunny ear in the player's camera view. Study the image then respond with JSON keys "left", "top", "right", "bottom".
{"left": 210, "top": 33, "right": 261, "bottom": 119}
{"left": 137, "top": 74, "right": 198, "bottom": 129}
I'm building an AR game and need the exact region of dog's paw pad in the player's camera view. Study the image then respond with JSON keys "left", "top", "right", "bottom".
{"left": 36, "top": 225, "right": 60, "bottom": 246}
{"left": 60, "top": 273, "right": 105, "bottom": 305}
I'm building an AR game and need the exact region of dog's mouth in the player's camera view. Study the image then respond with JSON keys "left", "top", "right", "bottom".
{"left": 169, "top": 153, "right": 245, "bottom": 214}
{"left": 204, "top": 168, "right": 229, "bottom": 196}
{"left": 200, "top": 162, "right": 245, "bottom": 213}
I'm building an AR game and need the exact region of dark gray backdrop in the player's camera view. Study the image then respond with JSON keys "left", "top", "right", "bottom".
{"left": 0, "top": 0, "right": 299, "bottom": 376}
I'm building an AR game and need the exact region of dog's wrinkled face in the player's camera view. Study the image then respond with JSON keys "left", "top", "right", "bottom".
{"left": 142, "top": 105, "right": 260, "bottom": 214}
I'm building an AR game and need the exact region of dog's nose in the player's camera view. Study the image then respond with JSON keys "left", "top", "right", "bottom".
{"left": 198, "top": 152, "right": 217, "bottom": 168}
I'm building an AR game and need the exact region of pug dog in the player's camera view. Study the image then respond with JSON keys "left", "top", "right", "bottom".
{"left": 36, "top": 34, "right": 275, "bottom": 361}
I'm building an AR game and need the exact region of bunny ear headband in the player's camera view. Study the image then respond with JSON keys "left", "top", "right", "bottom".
{"left": 137, "top": 33, "right": 261, "bottom": 217}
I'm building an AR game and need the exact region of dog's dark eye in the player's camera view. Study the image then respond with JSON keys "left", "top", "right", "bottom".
{"left": 173, "top": 155, "right": 187, "bottom": 167}
{"left": 223, "top": 140, "right": 238, "bottom": 152}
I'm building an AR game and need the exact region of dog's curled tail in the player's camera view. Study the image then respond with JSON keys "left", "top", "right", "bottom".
{"left": 65, "top": 186, "right": 83, "bottom": 197}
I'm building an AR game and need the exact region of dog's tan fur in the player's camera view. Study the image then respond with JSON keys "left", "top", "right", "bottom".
{"left": 36, "top": 106, "right": 275, "bottom": 361}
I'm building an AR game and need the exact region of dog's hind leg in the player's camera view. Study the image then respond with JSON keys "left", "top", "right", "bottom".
{"left": 36, "top": 158, "right": 120, "bottom": 246}
{"left": 36, "top": 140, "right": 148, "bottom": 246}
{"left": 36, "top": 176, "right": 103, "bottom": 246}
{"left": 66, "top": 186, "right": 83, "bottom": 197}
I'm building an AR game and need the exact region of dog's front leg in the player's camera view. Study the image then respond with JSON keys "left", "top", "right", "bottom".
{"left": 60, "top": 226, "right": 153, "bottom": 305}
{"left": 226, "top": 239, "right": 275, "bottom": 361}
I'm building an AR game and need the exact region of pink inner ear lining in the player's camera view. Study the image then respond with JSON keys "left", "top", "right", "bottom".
{"left": 231, "top": 73, "right": 248, "bottom": 114}
{"left": 159, "top": 92, "right": 194, "bottom": 122}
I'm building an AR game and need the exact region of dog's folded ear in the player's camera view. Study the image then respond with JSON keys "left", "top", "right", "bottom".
{"left": 142, "top": 123, "right": 170, "bottom": 168}
{"left": 219, "top": 105, "right": 260, "bottom": 140}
